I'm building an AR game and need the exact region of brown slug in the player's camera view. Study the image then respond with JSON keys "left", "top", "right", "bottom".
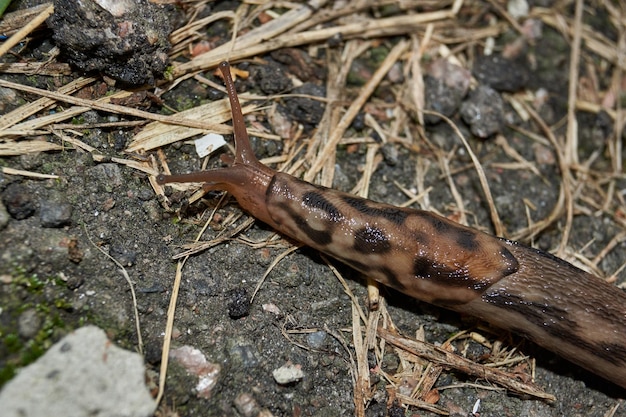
{"left": 157, "top": 61, "right": 626, "bottom": 390}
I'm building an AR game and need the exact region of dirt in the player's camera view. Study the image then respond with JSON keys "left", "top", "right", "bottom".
{"left": 1, "top": 1, "right": 625, "bottom": 417}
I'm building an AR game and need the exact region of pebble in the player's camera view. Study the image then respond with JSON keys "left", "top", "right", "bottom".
{"left": 423, "top": 75, "right": 465, "bottom": 124}
{"left": 228, "top": 287, "right": 251, "bottom": 319}
{"left": 460, "top": 86, "right": 505, "bottom": 138}
{"left": 40, "top": 200, "right": 73, "bottom": 228}
{"left": 2, "top": 183, "right": 36, "bottom": 220}
{"left": 280, "top": 83, "right": 326, "bottom": 130}
{"left": 0, "top": 86, "right": 19, "bottom": 113}
{"left": 169, "top": 345, "right": 221, "bottom": 399}
{"left": 306, "top": 330, "right": 328, "bottom": 349}
{"left": 86, "top": 163, "right": 123, "bottom": 191}
{"left": 272, "top": 363, "right": 304, "bottom": 385}
{"left": 17, "top": 308, "right": 42, "bottom": 339}
{"left": 472, "top": 54, "right": 529, "bottom": 92}
{"left": 380, "top": 143, "right": 398, "bottom": 166}
{"left": 0, "top": 200, "right": 9, "bottom": 230}
{"left": 0, "top": 325, "right": 156, "bottom": 417}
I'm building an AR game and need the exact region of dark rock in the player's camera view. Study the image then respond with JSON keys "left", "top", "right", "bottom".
{"left": 40, "top": 200, "right": 73, "bottom": 227}
{"left": 66, "top": 274, "right": 85, "bottom": 290}
{"left": 227, "top": 287, "right": 250, "bottom": 319}
{"left": 460, "top": 86, "right": 505, "bottom": 138}
{"left": 252, "top": 62, "right": 292, "bottom": 95}
{"left": 279, "top": 83, "right": 326, "bottom": 131}
{"left": 2, "top": 183, "right": 36, "bottom": 220}
{"left": 473, "top": 54, "right": 530, "bottom": 92}
{"left": 48, "top": 0, "right": 171, "bottom": 85}
{"left": 423, "top": 75, "right": 466, "bottom": 124}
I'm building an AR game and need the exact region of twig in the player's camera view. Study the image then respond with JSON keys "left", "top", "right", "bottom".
{"left": 378, "top": 327, "right": 556, "bottom": 402}
{"left": 0, "top": 3, "right": 54, "bottom": 58}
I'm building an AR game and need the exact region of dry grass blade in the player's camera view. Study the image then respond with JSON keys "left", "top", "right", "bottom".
{"left": 0, "top": 140, "right": 63, "bottom": 155}
{"left": 170, "top": 217, "right": 255, "bottom": 260}
{"left": 174, "top": 4, "right": 459, "bottom": 76}
{"left": 0, "top": 62, "right": 72, "bottom": 75}
{"left": 0, "top": 76, "right": 95, "bottom": 131}
{"left": 0, "top": 4, "right": 54, "bottom": 58}
{"left": 0, "top": 78, "right": 237, "bottom": 133}
{"left": 1, "top": 167, "right": 59, "bottom": 179}
{"left": 127, "top": 99, "right": 258, "bottom": 152}
{"left": 304, "top": 40, "right": 409, "bottom": 183}
{"left": 377, "top": 327, "right": 556, "bottom": 402}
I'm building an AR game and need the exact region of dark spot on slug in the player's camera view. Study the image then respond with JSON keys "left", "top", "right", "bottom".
{"left": 413, "top": 257, "right": 432, "bottom": 278}
{"left": 353, "top": 226, "right": 391, "bottom": 254}
{"left": 275, "top": 200, "right": 333, "bottom": 246}
{"left": 341, "top": 196, "right": 409, "bottom": 225}
{"left": 422, "top": 214, "right": 452, "bottom": 233}
{"left": 483, "top": 290, "right": 626, "bottom": 366}
{"left": 413, "top": 257, "right": 491, "bottom": 292}
{"left": 455, "top": 229, "right": 479, "bottom": 251}
{"left": 302, "top": 191, "right": 343, "bottom": 222}
{"left": 292, "top": 212, "right": 332, "bottom": 246}
{"left": 376, "top": 265, "right": 407, "bottom": 291}
{"left": 413, "top": 230, "right": 430, "bottom": 246}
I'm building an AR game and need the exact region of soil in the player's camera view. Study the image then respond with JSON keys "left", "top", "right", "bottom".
{"left": 1, "top": 1, "right": 625, "bottom": 417}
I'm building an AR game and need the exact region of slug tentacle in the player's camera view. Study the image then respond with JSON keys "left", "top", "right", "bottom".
{"left": 157, "top": 61, "right": 626, "bottom": 389}
{"left": 157, "top": 62, "right": 275, "bottom": 226}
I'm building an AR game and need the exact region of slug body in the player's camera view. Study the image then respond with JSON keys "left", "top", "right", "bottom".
{"left": 158, "top": 62, "right": 626, "bottom": 389}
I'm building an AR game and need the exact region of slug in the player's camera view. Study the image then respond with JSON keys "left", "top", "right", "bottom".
{"left": 158, "top": 61, "right": 626, "bottom": 390}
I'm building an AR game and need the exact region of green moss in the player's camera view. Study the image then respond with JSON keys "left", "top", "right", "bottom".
{"left": 71, "top": 115, "right": 85, "bottom": 125}
{"left": 0, "top": 266, "right": 88, "bottom": 388}
{"left": 369, "top": 46, "right": 390, "bottom": 65}
{"left": 12, "top": 271, "right": 45, "bottom": 294}
{"left": 0, "top": 364, "right": 16, "bottom": 386}
{"left": 3, "top": 333, "right": 22, "bottom": 354}
{"left": 163, "top": 65, "right": 175, "bottom": 81}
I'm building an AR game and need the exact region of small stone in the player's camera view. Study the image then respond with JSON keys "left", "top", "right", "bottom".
{"left": 306, "top": 331, "right": 327, "bottom": 349}
{"left": 460, "top": 86, "right": 505, "bottom": 138}
{"left": 40, "top": 200, "right": 73, "bottom": 228}
{"left": 272, "top": 363, "right": 304, "bottom": 385}
{"left": 380, "top": 143, "right": 398, "bottom": 166}
{"left": 472, "top": 54, "right": 529, "bottom": 92}
{"left": 234, "top": 393, "right": 261, "bottom": 417}
{"left": 18, "top": 309, "right": 42, "bottom": 339}
{"left": 170, "top": 345, "right": 221, "bottom": 399}
{"left": 66, "top": 274, "right": 85, "bottom": 290}
{"left": 0, "top": 200, "right": 10, "bottom": 230}
{"left": 227, "top": 288, "right": 250, "bottom": 319}
{"left": 86, "top": 163, "right": 123, "bottom": 191}
{"left": 508, "top": 0, "right": 529, "bottom": 19}
{"left": 2, "top": 183, "right": 36, "bottom": 220}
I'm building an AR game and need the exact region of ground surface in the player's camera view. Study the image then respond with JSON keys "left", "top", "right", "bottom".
{"left": 1, "top": 1, "right": 626, "bottom": 416}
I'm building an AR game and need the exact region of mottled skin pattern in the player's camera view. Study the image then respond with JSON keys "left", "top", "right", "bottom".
{"left": 158, "top": 62, "right": 626, "bottom": 390}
